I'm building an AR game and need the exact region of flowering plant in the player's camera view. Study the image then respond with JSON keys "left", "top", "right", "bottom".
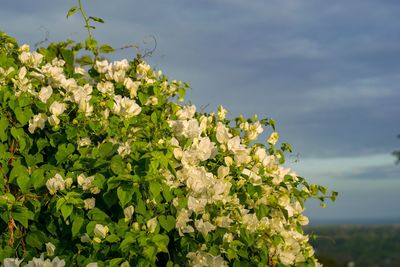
{"left": 0, "top": 2, "right": 336, "bottom": 267}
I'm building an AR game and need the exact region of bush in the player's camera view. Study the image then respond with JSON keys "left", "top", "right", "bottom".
{"left": 0, "top": 4, "right": 335, "bottom": 267}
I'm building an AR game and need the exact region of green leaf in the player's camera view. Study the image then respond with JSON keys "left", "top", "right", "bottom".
{"left": 117, "top": 186, "right": 133, "bottom": 208}
{"left": 26, "top": 230, "right": 47, "bottom": 249}
{"left": 88, "top": 16, "right": 105, "bottom": 23}
{"left": 66, "top": 6, "right": 77, "bottom": 18}
{"left": 158, "top": 215, "right": 175, "bottom": 232}
{"left": 110, "top": 155, "right": 126, "bottom": 175}
{"left": 150, "top": 112, "right": 157, "bottom": 124}
{"left": 105, "top": 234, "right": 120, "bottom": 243}
{"left": 12, "top": 206, "right": 34, "bottom": 228}
{"left": 11, "top": 127, "right": 28, "bottom": 151}
{"left": 85, "top": 38, "right": 98, "bottom": 51}
{"left": 72, "top": 216, "right": 84, "bottom": 237}
{"left": 151, "top": 234, "right": 169, "bottom": 252}
{"left": 14, "top": 106, "right": 33, "bottom": 126}
{"left": 61, "top": 204, "right": 73, "bottom": 220}
{"left": 0, "top": 116, "right": 9, "bottom": 142}
{"left": 17, "top": 172, "right": 30, "bottom": 193}
{"left": 9, "top": 163, "right": 28, "bottom": 184}
{"left": 88, "top": 208, "right": 110, "bottom": 221}
{"left": 98, "top": 142, "right": 115, "bottom": 158}
{"left": 99, "top": 44, "right": 114, "bottom": 54}
{"left": 109, "top": 258, "right": 124, "bottom": 266}
{"left": 55, "top": 143, "right": 75, "bottom": 164}
{"left": 149, "top": 182, "right": 161, "bottom": 198}
{"left": 76, "top": 55, "right": 93, "bottom": 66}
{"left": 61, "top": 48, "right": 74, "bottom": 67}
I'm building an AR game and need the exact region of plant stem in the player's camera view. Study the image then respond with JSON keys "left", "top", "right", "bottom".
{"left": 78, "top": 0, "right": 93, "bottom": 40}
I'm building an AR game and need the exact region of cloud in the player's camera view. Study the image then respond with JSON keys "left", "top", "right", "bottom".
{"left": 288, "top": 153, "right": 398, "bottom": 182}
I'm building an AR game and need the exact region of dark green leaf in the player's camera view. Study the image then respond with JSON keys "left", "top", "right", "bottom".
{"left": 88, "top": 16, "right": 105, "bottom": 23}
{"left": 0, "top": 116, "right": 9, "bottom": 142}
{"left": 17, "top": 172, "right": 30, "bottom": 193}
{"left": 117, "top": 186, "right": 133, "bottom": 208}
{"left": 12, "top": 206, "right": 34, "bottom": 228}
{"left": 72, "top": 216, "right": 84, "bottom": 237}
{"left": 26, "top": 230, "right": 47, "bottom": 249}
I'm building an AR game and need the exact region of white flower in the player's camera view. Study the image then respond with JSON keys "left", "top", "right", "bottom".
{"left": 46, "top": 174, "right": 65, "bottom": 195}
{"left": 124, "top": 205, "right": 134, "bottom": 222}
{"left": 38, "top": 86, "right": 53, "bottom": 103}
{"left": 117, "top": 141, "right": 131, "bottom": 158}
{"left": 146, "top": 217, "right": 158, "bottom": 233}
{"left": 218, "top": 105, "right": 227, "bottom": 120}
{"left": 47, "top": 114, "right": 60, "bottom": 126}
{"left": 278, "top": 250, "right": 296, "bottom": 265}
{"left": 297, "top": 214, "right": 309, "bottom": 226}
{"left": 187, "top": 251, "right": 228, "bottom": 267}
{"left": 74, "top": 66, "right": 86, "bottom": 75}
{"left": 28, "top": 113, "right": 47, "bottom": 134}
{"left": 216, "top": 123, "right": 232, "bottom": 144}
{"left": 169, "top": 119, "right": 201, "bottom": 140}
{"left": 49, "top": 101, "right": 66, "bottom": 116}
{"left": 187, "top": 196, "right": 207, "bottom": 213}
{"left": 77, "top": 174, "right": 94, "bottom": 191}
{"left": 61, "top": 78, "right": 78, "bottom": 92}
{"left": 223, "top": 233, "right": 234, "bottom": 243}
{"left": 84, "top": 198, "right": 96, "bottom": 210}
{"left": 123, "top": 78, "right": 140, "bottom": 98}
{"left": 191, "top": 137, "right": 217, "bottom": 162}
{"left": 217, "top": 166, "right": 229, "bottom": 179}
{"left": 73, "top": 84, "right": 92, "bottom": 104}
{"left": 94, "top": 224, "right": 109, "bottom": 239}
{"left": 19, "top": 44, "right": 30, "bottom": 52}
{"left": 267, "top": 131, "right": 279, "bottom": 145}
{"left": 94, "top": 60, "right": 109, "bottom": 74}
{"left": 97, "top": 81, "right": 114, "bottom": 95}
{"left": 86, "top": 263, "right": 98, "bottom": 267}
{"left": 215, "top": 215, "right": 233, "bottom": 228}
{"left": 112, "top": 95, "right": 141, "bottom": 118}
{"left": 195, "top": 219, "right": 216, "bottom": 237}
{"left": 19, "top": 51, "right": 43, "bottom": 67}
{"left": 120, "top": 97, "right": 141, "bottom": 116}
{"left": 46, "top": 242, "right": 56, "bottom": 256}
{"left": 77, "top": 137, "right": 91, "bottom": 147}
{"left": 113, "top": 59, "right": 130, "bottom": 71}
{"left": 78, "top": 100, "right": 94, "bottom": 116}
{"left": 176, "top": 105, "right": 196, "bottom": 120}
{"left": 136, "top": 62, "right": 151, "bottom": 77}
{"left": 25, "top": 254, "right": 65, "bottom": 267}
{"left": 3, "top": 258, "right": 23, "bottom": 267}
{"left": 145, "top": 96, "right": 158, "bottom": 106}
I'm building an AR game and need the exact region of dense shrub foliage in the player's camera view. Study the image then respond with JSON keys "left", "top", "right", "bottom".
{"left": 0, "top": 28, "right": 335, "bottom": 267}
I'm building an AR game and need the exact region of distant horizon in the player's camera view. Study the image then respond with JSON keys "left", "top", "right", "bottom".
{"left": 309, "top": 216, "right": 400, "bottom": 225}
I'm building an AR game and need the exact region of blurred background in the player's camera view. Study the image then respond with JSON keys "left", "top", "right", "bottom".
{"left": 1, "top": 1, "right": 400, "bottom": 265}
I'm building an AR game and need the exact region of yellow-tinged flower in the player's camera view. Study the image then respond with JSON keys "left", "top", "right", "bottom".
{"left": 94, "top": 224, "right": 109, "bottom": 239}
{"left": 45, "top": 242, "right": 56, "bottom": 256}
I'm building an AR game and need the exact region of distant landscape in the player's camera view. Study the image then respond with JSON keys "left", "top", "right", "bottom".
{"left": 306, "top": 224, "right": 400, "bottom": 267}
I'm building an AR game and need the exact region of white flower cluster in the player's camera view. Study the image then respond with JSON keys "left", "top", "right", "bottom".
{"left": 166, "top": 102, "right": 319, "bottom": 265}
{"left": 0, "top": 42, "right": 326, "bottom": 266}
{"left": 4, "top": 45, "right": 159, "bottom": 135}
{"left": 3, "top": 254, "right": 65, "bottom": 267}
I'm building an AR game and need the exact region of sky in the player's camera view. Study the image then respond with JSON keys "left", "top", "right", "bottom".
{"left": 1, "top": 0, "right": 399, "bottom": 223}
